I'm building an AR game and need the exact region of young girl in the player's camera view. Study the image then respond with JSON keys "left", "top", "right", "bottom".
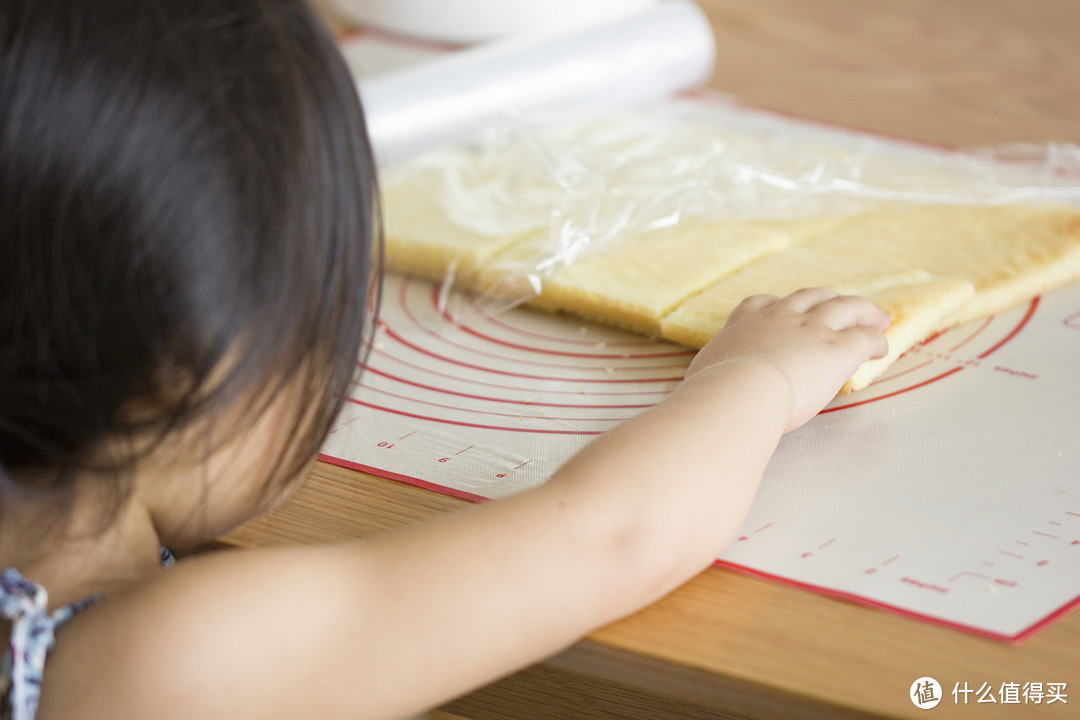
{"left": 0, "top": 1, "right": 890, "bottom": 719}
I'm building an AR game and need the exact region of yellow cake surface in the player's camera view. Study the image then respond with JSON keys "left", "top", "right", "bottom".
{"left": 517, "top": 216, "right": 849, "bottom": 335}
{"left": 381, "top": 159, "right": 545, "bottom": 285}
{"left": 661, "top": 204, "right": 1080, "bottom": 341}
{"left": 382, "top": 149, "right": 1080, "bottom": 392}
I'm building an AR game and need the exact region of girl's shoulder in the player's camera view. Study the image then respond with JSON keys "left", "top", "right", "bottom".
{"left": 27, "top": 545, "right": 372, "bottom": 720}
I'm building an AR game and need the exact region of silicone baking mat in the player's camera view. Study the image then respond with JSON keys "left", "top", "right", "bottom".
{"left": 328, "top": 29, "right": 1080, "bottom": 644}
{"left": 322, "top": 272, "right": 1080, "bottom": 643}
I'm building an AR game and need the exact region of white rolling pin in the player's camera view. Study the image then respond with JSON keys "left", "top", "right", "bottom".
{"left": 356, "top": 1, "right": 716, "bottom": 166}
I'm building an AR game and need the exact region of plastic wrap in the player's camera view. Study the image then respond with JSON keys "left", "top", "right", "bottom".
{"left": 359, "top": 0, "right": 715, "bottom": 165}
{"left": 380, "top": 97, "right": 1080, "bottom": 315}
{"left": 333, "top": 0, "right": 661, "bottom": 44}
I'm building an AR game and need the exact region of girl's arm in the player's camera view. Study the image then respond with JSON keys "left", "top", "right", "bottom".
{"left": 42, "top": 289, "right": 889, "bottom": 720}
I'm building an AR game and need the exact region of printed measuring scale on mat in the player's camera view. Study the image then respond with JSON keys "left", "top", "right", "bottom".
{"left": 322, "top": 273, "right": 1080, "bottom": 641}
{"left": 324, "top": 273, "right": 1038, "bottom": 497}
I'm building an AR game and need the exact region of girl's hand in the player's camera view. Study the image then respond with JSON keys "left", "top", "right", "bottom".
{"left": 684, "top": 288, "right": 891, "bottom": 433}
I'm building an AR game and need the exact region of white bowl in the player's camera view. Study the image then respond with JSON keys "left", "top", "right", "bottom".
{"left": 333, "top": 0, "right": 662, "bottom": 43}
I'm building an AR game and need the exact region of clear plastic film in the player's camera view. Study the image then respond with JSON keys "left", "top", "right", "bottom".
{"left": 359, "top": 0, "right": 715, "bottom": 165}
{"left": 379, "top": 97, "right": 1080, "bottom": 316}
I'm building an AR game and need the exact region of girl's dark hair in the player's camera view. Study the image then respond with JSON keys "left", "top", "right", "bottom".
{"left": 0, "top": 0, "right": 380, "bottom": 534}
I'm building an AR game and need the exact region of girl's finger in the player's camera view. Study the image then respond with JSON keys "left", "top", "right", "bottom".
{"left": 778, "top": 287, "right": 839, "bottom": 313}
{"left": 806, "top": 295, "right": 893, "bottom": 332}
{"left": 726, "top": 293, "right": 779, "bottom": 325}
{"left": 839, "top": 324, "right": 891, "bottom": 360}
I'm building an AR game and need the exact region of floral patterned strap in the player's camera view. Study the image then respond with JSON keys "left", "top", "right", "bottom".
{"left": 0, "top": 551, "right": 173, "bottom": 720}
{"left": 0, "top": 568, "right": 99, "bottom": 720}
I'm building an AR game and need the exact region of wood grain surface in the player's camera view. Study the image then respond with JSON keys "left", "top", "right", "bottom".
{"left": 702, "top": 0, "right": 1080, "bottom": 148}
{"left": 226, "top": 2, "right": 1080, "bottom": 717}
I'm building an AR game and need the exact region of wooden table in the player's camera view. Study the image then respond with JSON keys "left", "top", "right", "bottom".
{"left": 225, "top": 1, "right": 1080, "bottom": 717}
